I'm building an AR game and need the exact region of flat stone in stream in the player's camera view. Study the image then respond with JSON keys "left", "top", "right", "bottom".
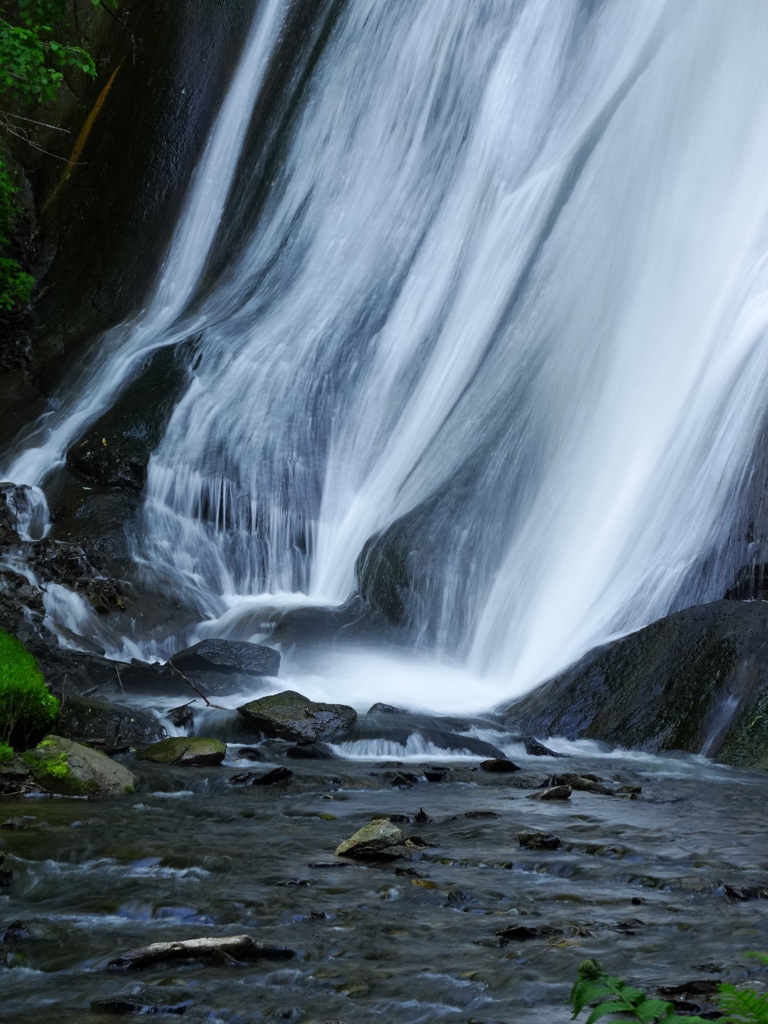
{"left": 237, "top": 689, "right": 357, "bottom": 742}
{"left": 106, "top": 934, "right": 295, "bottom": 970}
{"left": 551, "top": 773, "right": 615, "bottom": 795}
{"left": 335, "top": 819, "right": 405, "bottom": 860}
{"left": 137, "top": 737, "right": 226, "bottom": 766}
{"left": 527, "top": 784, "right": 571, "bottom": 800}
{"left": 22, "top": 735, "right": 136, "bottom": 796}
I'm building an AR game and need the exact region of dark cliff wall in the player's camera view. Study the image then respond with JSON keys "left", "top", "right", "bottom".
{"left": 0, "top": 0, "right": 253, "bottom": 450}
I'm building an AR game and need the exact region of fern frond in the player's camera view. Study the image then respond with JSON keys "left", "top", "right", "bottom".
{"left": 719, "top": 982, "right": 768, "bottom": 1023}
{"left": 569, "top": 960, "right": 708, "bottom": 1024}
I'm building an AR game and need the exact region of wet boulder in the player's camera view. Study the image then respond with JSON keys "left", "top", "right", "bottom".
{"left": 136, "top": 737, "right": 226, "bottom": 766}
{"left": 237, "top": 690, "right": 357, "bottom": 743}
{"left": 518, "top": 830, "right": 562, "bottom": 850}
{"left": 524, "top": 737, "right": 566, "bottom": 757}
{"left": 172, "top": 638, "right": 280, "bottom": 677}
{"left": 55, "top": 695, "right": 159, "bottom": 748}
{"left": 22, "top": 735, "right": 136, "bottom": 795}
{"left": 502, "top": 601, "right": 768, "bottom": 767}
{"left": 335, "top": 819, "right": 405, "bottom": 860}
{"left": 480, "top": 758, "right": 521, "bottom": 773}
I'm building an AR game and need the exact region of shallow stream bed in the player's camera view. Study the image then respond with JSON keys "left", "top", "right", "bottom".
{"left": 2, "top": 744, "right": 768, "bottom": 1023}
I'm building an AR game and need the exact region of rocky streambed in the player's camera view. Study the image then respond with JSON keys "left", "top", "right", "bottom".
{"left": 2, "top": 720, "right": 768, "bottom": 1024}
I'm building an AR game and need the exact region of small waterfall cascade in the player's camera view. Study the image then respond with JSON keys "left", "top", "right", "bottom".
{"left": 5, "top": 0, "right": 768, "bottom": 710}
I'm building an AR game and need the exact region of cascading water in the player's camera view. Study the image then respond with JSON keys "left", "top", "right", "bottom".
{"left": 5, "top": 0, "right": 768, "bottom": 711}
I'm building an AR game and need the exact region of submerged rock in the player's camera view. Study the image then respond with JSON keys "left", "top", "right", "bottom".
{"left": 285, "top": 741, "right": 334, "bottom": 759}
{"left": 137, "top": 737, "right": 226, "bottom": 766}
{"left": 335, "top": 819, "right": 405, "bottom": 859}
{"left": 518, "top": 830, "right": 562, "bottom": 850}
{"left": 22, "top": 735, "right": 136, "bottom": 795}
{"left": 237, "top": 690, "right": 357, "bottom": 743}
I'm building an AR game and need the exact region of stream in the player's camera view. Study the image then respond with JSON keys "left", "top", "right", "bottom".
{"left": 2, "top": 729, "right": 768, "bottom": 1023}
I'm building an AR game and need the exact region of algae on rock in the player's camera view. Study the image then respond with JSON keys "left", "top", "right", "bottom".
{"left": 22, "top": 734, "right": 135, "bottom": 795}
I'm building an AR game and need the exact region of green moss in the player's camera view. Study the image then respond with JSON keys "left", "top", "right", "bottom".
{"left": 0, "top": 740, "right": 13, "bottom": 765}
{"left": 0, "top": 631, "right": 59, "bottom": 745}
{"left": 719, "top": 689, "right": 768, "bottom": 770}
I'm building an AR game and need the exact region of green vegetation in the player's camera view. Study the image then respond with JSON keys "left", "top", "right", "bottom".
{"left": 0, "top": 630, "right": 58, "bottom": 745}
{"left": 0, "top": 0, "right": 116, "bottom": 309}
{"left": 0, "top": 739, "right": 13, "bottom": 764}
{"left": 569, "top": 957, "right": 768, "bottom": 1024}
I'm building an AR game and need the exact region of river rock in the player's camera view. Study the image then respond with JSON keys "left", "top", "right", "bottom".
{"left": 237, "top": 690, "right": 357, "bottom": 742}
{"left": 518, "top": 830, "right": 562, "bottom": 850}
{"left": 335, "top": 819, "right": 405, "bottom": 859}
{"left": 502, "top": 601, "right": 768, "bottom": 767}
{"left": 480, "top": 758, "right": 521, "bottom": 773}
{"left": 106, "top": 934, "right": 295, "bottom": 970}
{"left": 171, "top": 639, "right": 280, "bottom": 677}
{"left": 524, "top": 737, "right": 566, "bottom": 757}
{"left": 55, "top": 695, "right": 159, "bottom": 747}
{"left": 136, "top": 737, "right": 226, "bottom": 766}
{"left": 527, "top": 784, "right": 571, "bottom": 801}
{"left": 22, "top": 735, "right": 136, "bottom": 795}
{"left": 229, "top": 765, "right": 293, "bottom": 786}
{"left": 551, "top": 773, "right": 614, "bottom": 795}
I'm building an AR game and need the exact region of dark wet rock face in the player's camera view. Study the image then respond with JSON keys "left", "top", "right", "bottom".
{"left": 503, "top": 601, "right": 768, "bottom": 767}
{"left": 237, "top": 690, "right": 357, "bottom": 743}
{"left": 524, "top": 737, "right": 566, "bottom": 757}
{"left": 55, "top": 695, "right": 159, "bottom": 748}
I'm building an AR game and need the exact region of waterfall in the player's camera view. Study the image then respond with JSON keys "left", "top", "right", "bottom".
{"left": 6, "top": 0, "right": 768, "bottom": 711}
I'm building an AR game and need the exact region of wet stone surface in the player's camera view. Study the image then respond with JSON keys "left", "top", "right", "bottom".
{"left": 0, "top": 745, "right": 768, "bottom": 1023}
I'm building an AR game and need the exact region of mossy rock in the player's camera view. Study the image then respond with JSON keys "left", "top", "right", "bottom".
{"left": 335, "top": 819, "right": 404, "bottom": 859}
{"left": 237, "top": 690, "right": 357, "bottom": 743}
{"left": 136, "top": 737, "right": 226, "bottom": 766}
{"left": 22, "top": 735, "right": 136, "bottom": 796}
